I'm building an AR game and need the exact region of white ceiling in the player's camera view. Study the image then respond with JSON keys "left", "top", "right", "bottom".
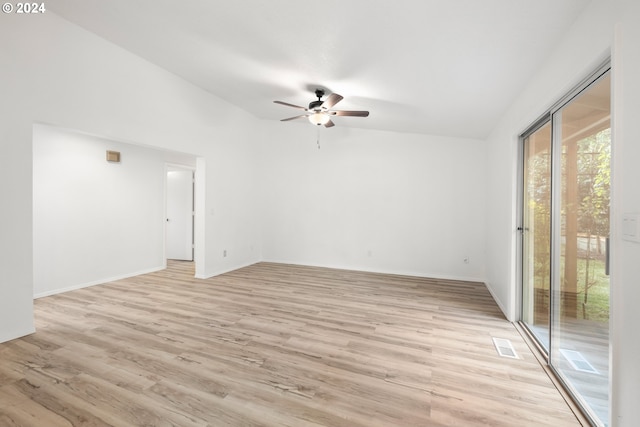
{"left": 49, "top": 0, "right": 591, "bottom": 139}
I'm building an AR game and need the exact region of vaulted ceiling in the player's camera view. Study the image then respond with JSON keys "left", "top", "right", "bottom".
{"left": 50, "top": 0, "right": 591, "bottom": 138}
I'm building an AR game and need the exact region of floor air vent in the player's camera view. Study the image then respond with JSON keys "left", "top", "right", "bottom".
{"left": 559, "top": 349, "right": 599, "bottom": 374}
{"left": 492, "top": 337, "right": 518, "bottom": 359}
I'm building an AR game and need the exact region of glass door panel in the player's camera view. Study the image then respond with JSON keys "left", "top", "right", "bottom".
{"left": 521, "top": 122, "right": 552, "bottom": 350}
{"left": 551, "top": 72, "right": 610, "bottom": 426}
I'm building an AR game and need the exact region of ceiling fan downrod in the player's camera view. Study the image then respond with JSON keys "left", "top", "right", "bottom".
{"left": 309, "top": 89, "right": 325, "bottom": 111}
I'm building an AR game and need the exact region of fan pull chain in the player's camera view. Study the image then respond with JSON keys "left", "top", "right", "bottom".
{"left": 317, "top": 127, "right": 321, "bottom": 149}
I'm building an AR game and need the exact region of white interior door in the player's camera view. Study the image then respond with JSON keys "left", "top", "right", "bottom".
{"left": 166, "top": 169, "right": 194, "bottom": 261}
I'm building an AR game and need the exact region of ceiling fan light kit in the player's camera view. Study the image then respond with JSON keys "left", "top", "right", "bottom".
{"left": 274, "top": 89, "right": 369, "bottom": 129}
{"left": 308, "top": 112, "right": 330, "bottom": 126}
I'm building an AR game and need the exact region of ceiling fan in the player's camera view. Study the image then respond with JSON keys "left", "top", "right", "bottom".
{"left": 274, "top": 89, "right": 369, "bottom": 128}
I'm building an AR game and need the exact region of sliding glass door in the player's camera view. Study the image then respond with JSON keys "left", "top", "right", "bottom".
{"left": 521, "top": 121, "right": 552, "bottom": 350}
{"left": 520, "top": 67, "right": 610, "bottom": 427}
{"left": 551, "top": 71, "right": 610, "bottom": 425}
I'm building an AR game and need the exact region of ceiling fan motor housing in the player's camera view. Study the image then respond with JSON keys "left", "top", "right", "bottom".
{"left": 308, "top": 100, "right": 323, "bottom": 110}
{"left": 309, "top": 89, "right": 326, "bottom": 110}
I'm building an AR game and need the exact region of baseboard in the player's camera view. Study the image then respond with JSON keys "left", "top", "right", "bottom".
{"left": 259, "top": 259, "right": 486, "bottom": 284}
{"left": 0, "top": 325, "right": 36, "bottom": 344}
{"left": 195, "top": 260, "right": 259, "bottom": 280}
{"left": 484, "top": 280, "right": 511, "bottom": 321}
{"left": 34, "top": 266, "right": 165, "bottom": 299}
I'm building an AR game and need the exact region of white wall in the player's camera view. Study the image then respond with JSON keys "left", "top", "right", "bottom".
{"left": 610, "top": 1, "right": 640, "bottom": 425}
{"left": 260, "top": 123, "right": 486, "bottom": 282}
{"left": 0, "top": 12, "right": 261, "bottom": 342}
{"left": 33, "top": 125, "right": 189, "bottom": 297}
{"left": 484, "top": 0, "right": 640, "bottom": 425}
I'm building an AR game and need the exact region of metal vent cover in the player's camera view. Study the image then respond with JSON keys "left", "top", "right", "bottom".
{"left": 492, "top": 337, "right": 519, "bottom": 359}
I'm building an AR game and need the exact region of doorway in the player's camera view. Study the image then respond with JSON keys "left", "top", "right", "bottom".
{"left": 166, "top": 167, "right": 194, "bottom": 261}
{"left": 519, "top": 66, "right": 611, "bottom": 426}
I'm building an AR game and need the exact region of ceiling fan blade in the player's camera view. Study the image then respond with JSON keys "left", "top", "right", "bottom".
{"left": 329, "top": 110, "right": 370, "bottom": 117}
{"left": 280, "top": 115, "right": 308, "bottom": 122}
{"left": 321, "top": 93, "right": 343, "bottom": 110}
{"left": 274, "top": 100, "right": 307, "bottom": 110}
{"left": 324, "top": 119, "right": 335, "bottom": 128}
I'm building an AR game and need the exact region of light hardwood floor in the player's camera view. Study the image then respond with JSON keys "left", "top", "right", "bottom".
{"left": 0, "top": 261, "right": 581, "bottom": 426}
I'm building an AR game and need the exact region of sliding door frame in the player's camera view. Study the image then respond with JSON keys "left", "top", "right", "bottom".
{"left": 517, "top": 112, "right": 552, "bottom": 359}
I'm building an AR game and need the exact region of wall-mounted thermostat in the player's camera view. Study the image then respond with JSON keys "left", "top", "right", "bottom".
{"left": 622, "top": 213, "right": 640, "bottom": 243}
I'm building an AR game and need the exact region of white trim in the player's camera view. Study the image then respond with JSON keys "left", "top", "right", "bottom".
{"left": 197, "top": 259, "right": 486, "bottom": 285}
{"left": 34, "top": 266, "right": 165, "bottom": 299}
{"left": 485, "top": 280, "right": 511, "bottom": 321}
{"left": 258, "top": 259, "right": 486, "bottom": 284}
{"left": 166, "top": 163, "right": 196, "bottom": 172}
{"left": 0, "top": 326, "right": 36, "bottom": 344}
{"left": 195, "top": 261, "right": 259, "bottom": 280}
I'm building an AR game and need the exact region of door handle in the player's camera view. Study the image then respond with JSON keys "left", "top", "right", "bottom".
{"left": 605, "top": 237, "right": 610, "bottom": 276}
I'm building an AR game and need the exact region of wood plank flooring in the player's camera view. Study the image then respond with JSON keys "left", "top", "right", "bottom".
{"left": 0, "top": 261, "right": 581, "bottom": 426}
